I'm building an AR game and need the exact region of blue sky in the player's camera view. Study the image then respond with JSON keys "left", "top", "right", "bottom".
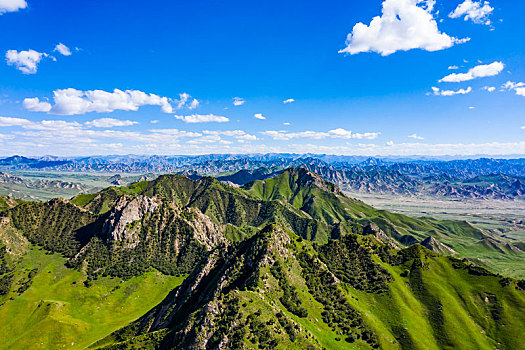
{"left": 0, "top": 0, "right": 524, "bottom": 156}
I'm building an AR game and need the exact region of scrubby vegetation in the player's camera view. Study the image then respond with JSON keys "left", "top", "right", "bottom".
{"left": 317, "top": 234, "right": 392, "bottom": 293}
{"left": 298, "top": 251, "right": 380, "bottom": 348}
{"left": 270, "top": 261, "right": 308, "bottom": 317}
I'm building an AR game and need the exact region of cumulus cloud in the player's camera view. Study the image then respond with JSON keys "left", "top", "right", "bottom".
{"left": 448, "top": 65, "right": 459, "bottom": 70}
{"left": 174, "top": 114, "right": 229, "bottom": 123}
{"left": 24, "top": 88, "right": 175, "bottom": 115}
{"left": 85, "top": 118, "right": 138, "bottom": 128}
{"left": 5, "top": 49, "right": 47, "bottom": 74}
{"left": 408, "top": 133, "right": 424, "bottom": 140}
{"left": 482, "top": 86, "right": 496, "bottom": 92}
{"left": 449, "top": 0, "right": 493, "bottom": 25}
{"left": 54, "top": 43, "right": 72, "bottom": 56}
{"left": 439, "top": 61, "right": 504, "bottom": 83}
{"left": 283, "top": 98, "right": 295, "bottom": 104}
{"left": 254, "top": 113, "right": 266, "bottom": 120}
{"left": 502, "top": 81, "right": 525, "bottom": 97}
{"left": 22, "top": 97, "right": 52, "bottom": 112}
{"left": 431, "top": 86, "right": 472, "bottom": 96}
{"left": 233, "top": 97, "right": 245, "bottom": 106}
{"left": 339, "top": 0, "right": 468, "bottom": 56}
{"left": 262, "top": 128, "right": 380, "bottom": 141}
{"left": 0, "top": 0, "right": 27, "bottom": 14}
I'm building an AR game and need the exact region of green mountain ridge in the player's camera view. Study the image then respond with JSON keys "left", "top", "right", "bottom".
{"left": 0, "top": 168, "right": 524, "bottom": 349}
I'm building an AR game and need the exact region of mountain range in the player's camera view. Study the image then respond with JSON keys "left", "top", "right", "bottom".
{"left": 0, "top": 155, "right": 524, "bottom": 201}
{"left": 0, "top": 168, "right": 524, "bottom": 349}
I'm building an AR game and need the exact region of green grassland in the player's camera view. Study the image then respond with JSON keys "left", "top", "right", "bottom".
{"left": 0, "top": 245, "right": 184, "bottom": 350}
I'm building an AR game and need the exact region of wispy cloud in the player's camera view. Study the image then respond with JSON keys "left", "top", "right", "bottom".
{"left": 174, "top": 114, "right": 229, "bottom": 123}
{"left": 431, "top": 86, "right": 472, "bottom": 96}
{"left": 408, "top": 133, "right": 424, "bottom": 140}
{"left": 262, "top": 128, "right": 380, "bottom": 141}
{"left": 85, "top": 118, "right": 138, "bottom": 128}
{"left": 283, "top": 98, "right": 295, "bottom": 104}
{"left": 439, "top": 61, "right": 504, "bottom": 83}
{"left": 233, "top": 97, "right": 245, "bottom": 106}
{"left": 502, "top": 81, "right": 525, "bottom": 96}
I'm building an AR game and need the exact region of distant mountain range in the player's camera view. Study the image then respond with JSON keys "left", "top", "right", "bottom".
{"left": 1, "top": 154, "right": 524, "bottom": 200}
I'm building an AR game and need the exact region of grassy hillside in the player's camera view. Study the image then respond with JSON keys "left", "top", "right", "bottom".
{"left": 94, "top": 225, "right": 525, "bottom": 349}
{"left": 0, "top": 246, "right": 184, "bottom": 350}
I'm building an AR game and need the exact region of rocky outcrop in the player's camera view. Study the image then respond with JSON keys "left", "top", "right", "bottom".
{"left": 186, "top": 207, "right": 228, "bottom": 249}
{"left": 420, "top": 236, "right": 456, "bottom": 255}
{"left": 101, "top": 195, "right": 160, "bottom": 247}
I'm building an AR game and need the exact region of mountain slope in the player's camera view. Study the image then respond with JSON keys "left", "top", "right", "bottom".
{"left": 0, "top": 169, "right": 524, "bottom": 349}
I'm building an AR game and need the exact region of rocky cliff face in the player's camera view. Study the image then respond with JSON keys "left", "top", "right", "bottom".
{"left": 101, "top": 195, "right": 160, "bottom": 247}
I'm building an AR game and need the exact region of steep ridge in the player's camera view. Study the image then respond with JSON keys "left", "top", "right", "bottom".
{"left": 93, "top": 226, "right": 525, "bottom": 350}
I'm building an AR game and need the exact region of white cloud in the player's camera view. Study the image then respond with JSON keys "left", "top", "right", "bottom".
{"left": 148, "top": 129, "right": 202, "bottom": 138}
{"left": 0, "top": 133, "right": 14, "bottom": 140}
{"left": 188, "top": 135, "right": 222, "bottom": 144}
{"left": 448, "top": 65, "right": 459, "bottom": 70}
{"left": 431, "top": 86, "right": 472, "bottom": 96}
{"left": 0, "top": 0, "right": 26, "bottom": 14}
{"left": 439, "top": 61, "right": 504, "bottom": 83}
{"left": 503, "top": 81, "right": 525, "bottom": 97}
{"left": 254, "top": 113, "right": 266, "bottom": 120}
{"left": 202, "top": 129, "right": 257, "bottom": 141}
{"left": 339, "top": 0, "right": 468, "bottom": 56}
{"left": 54, "top": 43, "right": 72, "bottom": 56}
{"left": 176, "top": 93, "right": 190, "bottom": 109}
{"left": 408, "top": 133, "right": 424, "bottom": 140}
{"left": 233, "top": 97, "right": 245, "bottom": 106}
{"left": 85, "top": 118, "right": 138, "bottom": 128}
{"left": 174, "top": 114, "right": 229, "bottom": 123}
{"left": 5, "top": 49, "right": 47, "bottom": 74}
{"left": 150, "top": 120, "right": 159, "bottom": 124}
{"left": 22, "top": 97, "right": 52, "bottom": 112}
{"left": 283, "top": 98, "right": 295, "bottom": 104}
{"left": 283, "top": 122, "right": 291, "bottom": 126}
{"left": 482, "top": 86, "right": 495, "bottom": 92}
{"left": 237, "top": 134, "right": 257, "bottom": 141}
{"left": 449, "top": 0, "right": 494, "bottom": 25}
{"left": 24, "top": 88, "right": 175, "bottom": 115}
{"left": 262, "top": 128, "right": 380, "bottom": 141}
{"left": 189, "top": 98, "right": 199, "bottom": 110}
{"left": 521, "top": 126, "right": 525, "bottom": 130}
{"left": 0, "top": 116, "right": 33, "bottom": 127}
{"left": 468, "top": 106, "right": 475, "bottom": 109}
